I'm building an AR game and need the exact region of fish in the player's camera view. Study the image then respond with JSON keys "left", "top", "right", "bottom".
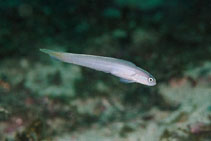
{"left": 40, "top": 49, "right": 156, "bottom": 86}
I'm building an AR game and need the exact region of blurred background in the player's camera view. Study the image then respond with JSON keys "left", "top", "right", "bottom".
{"left": 0, "top": 0, "right": 211, "bottom": 140}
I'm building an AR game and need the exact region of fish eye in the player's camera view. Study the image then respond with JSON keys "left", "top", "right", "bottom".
{"left": 148, "top": 77, "right": 154, "bottom": 82}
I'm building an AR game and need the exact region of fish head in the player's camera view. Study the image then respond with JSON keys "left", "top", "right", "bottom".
{"left": 132, "top": 70, "right": 156, "bottom": 86}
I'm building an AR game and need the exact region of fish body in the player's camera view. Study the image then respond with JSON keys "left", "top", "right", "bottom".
{"left": 40, "top": 49, "right": 156, "bottom": 86}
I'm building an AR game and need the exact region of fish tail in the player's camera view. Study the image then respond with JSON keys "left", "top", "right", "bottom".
{"left": 40, "top": 49, "right": 63, "bottom": 60}
{"left": 40, "top": 49, "right": 54, "bottom": 54}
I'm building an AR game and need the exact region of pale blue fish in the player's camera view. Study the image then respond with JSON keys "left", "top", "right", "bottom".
{"left": 40, "top": 49, "right": 156, "bottom": 86}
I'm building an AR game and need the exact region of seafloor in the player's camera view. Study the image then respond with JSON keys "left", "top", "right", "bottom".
{"left": 0, "top": 0, "right": 211, "bottom": 141}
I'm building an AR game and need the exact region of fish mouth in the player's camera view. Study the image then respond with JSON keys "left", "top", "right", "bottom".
{"left": 149, "top": 83, "right": 156, "bottom": 86}
{"left": 137, "top": 81, "right": 156, "bottom": 86}
{"left": 147, "top": 81, "right": 157, "bottom": 86}
{"left": 150, "top": 80, "right": 157, "bottom": 86}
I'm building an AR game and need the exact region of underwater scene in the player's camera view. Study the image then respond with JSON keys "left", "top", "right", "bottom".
{"left": 0, "top": 0, "right": 211, "bottom": 140}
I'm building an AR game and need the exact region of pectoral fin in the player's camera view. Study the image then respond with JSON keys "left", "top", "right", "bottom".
{"left": 120, "top": 78, "right": 134, "bottom": 83}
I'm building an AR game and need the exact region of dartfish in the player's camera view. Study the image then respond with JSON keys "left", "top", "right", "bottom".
{"left": 40, "top": 49, "right": 156, "bottom": 86}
